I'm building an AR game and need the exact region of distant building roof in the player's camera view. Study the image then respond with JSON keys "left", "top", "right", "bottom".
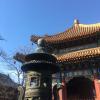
{"left": 0, "top": 73, "right": 17, "bottom": 88}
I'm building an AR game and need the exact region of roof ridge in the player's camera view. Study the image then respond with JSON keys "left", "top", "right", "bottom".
{"left": 74, "top": 23, "right": 100, "bottom": 27}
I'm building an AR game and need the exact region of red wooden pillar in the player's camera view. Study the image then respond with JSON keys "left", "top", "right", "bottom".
{"left": 58, "top": 79, "right": 67, "bottom": 100}
{"left": 94, "top": 79, "right": 100, "bottom": 100}
{"left": 52, "top": 87, "right": 54, "bottom": 100}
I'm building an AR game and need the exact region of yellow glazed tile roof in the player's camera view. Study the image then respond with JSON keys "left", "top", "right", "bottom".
{"left": 57, "top": 47, "right": 100, "bottom": 63}
{"left": 31, "top": 21, "right": 100, "bottom": 45}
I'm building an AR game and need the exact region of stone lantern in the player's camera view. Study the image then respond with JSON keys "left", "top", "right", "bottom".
{"left": 22, "top": 39, "right": 60, "bottom": 100}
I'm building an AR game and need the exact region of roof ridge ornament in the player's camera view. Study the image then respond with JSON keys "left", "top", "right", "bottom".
{"left": 74, "top": 19, "right": 79, "bottom": 25}
{"left": 36, "top": 38, "right": 47, "bottom": 53}
{"left": 36, "top": 38, "right": 54, "bottom": 53}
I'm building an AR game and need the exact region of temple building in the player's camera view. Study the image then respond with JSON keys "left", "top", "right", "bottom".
{"left": 15, "top": 19, "right": 100, "bottom": 100}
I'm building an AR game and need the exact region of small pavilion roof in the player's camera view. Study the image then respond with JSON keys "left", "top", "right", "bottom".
{"left": 31, "top": 20, "right": 100, "bottom": 49}
{"left": 57, "top": 47, "right": 100, "bottom": 63}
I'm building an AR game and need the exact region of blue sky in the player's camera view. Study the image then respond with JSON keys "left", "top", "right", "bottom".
{"left": 0, "top": 0, "right": 100, "bottom": 54}
{"left": 0, "top": 0, "right": 100, "bottom": 82}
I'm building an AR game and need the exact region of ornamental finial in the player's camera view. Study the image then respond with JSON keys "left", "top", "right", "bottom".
{"left": 37, "top": 38, "right": 46, "bottom": 47}
{"left": 36, "top": 38, "right": 47, "bottom": 53}
{"left": 74, "top": 19, "right": 79, "bottom": 25}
